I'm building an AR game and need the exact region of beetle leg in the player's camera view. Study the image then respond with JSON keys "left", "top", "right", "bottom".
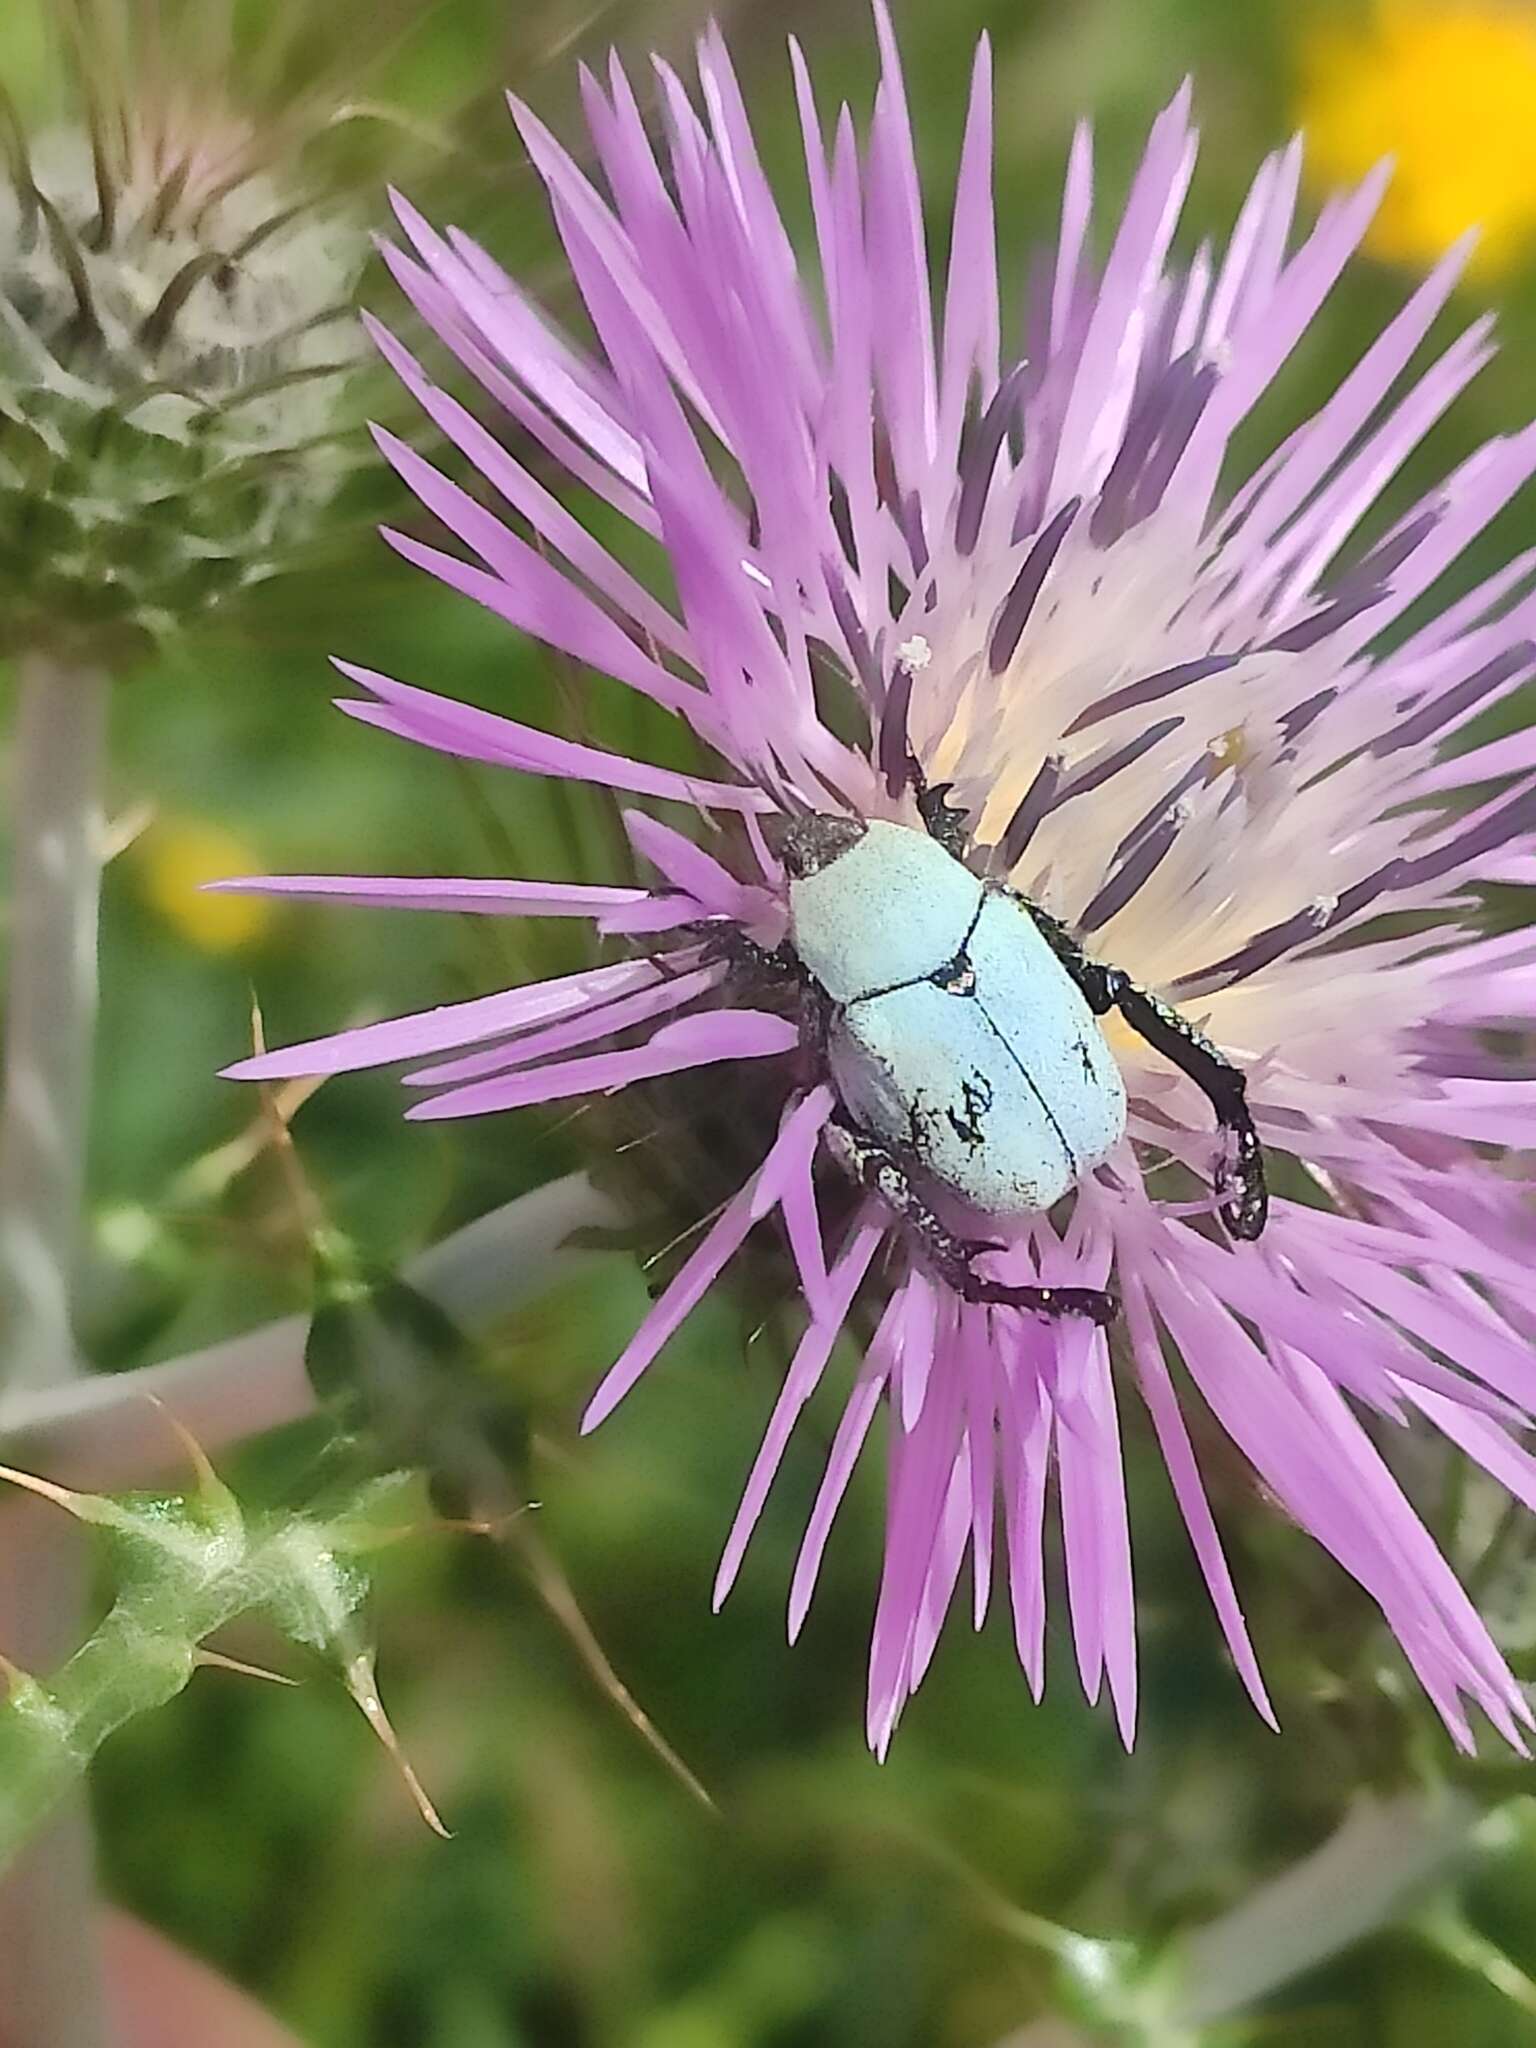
{"left": 1015, "top": 901, "right": 1125, "bottom": 1013}
{"left": 906, "top": 754, "right": 973, "bottom": 863}
{"left": 825, "top": 1117, "right": 1117, "bottom": 1324}
{"left": 1018, "top": 900, "right": 1268, "bottom": 1241}
{"left": 698, "top": 924, "right": 832, "bottom": 1091}
{"left": 1105, "top": 982, "right": 1268, "bottom": 1240}
{"left": 699, "top": 923, "right": 803, "bottom": 983}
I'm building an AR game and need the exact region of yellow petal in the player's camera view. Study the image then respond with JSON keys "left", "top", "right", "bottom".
{"left": 136, "top": 820, "right": 274, "bottom": 955}
{"left": 1297, "top": 1, "right": 1536, "bottom": 277}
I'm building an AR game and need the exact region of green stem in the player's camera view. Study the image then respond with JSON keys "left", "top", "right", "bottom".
{"left": 0, "top": 1170, "right": 621, "bottom": 1489}
{"left": 1171, "top": 1787, "right": 1485, "bottom": 2027}
{"left": 0, "top": 653, "right": 110, "bottom": 1388}
{"left": 0, "top": 1606, "right": 215, "bottom": 1868}
{"left": 0, "top": 651, "right": 111, "bottom": 2047}
{"left": 0, "top": 1528, "right": 106, "bottom": 2048}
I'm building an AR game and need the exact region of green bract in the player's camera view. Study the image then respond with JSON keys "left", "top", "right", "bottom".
{"left": 0, "top": 1457, "right": 438, "bottom": 1870}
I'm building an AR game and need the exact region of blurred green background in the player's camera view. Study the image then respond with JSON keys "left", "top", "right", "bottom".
{"left": 7, "top": 0, "right": 1536, "bottom": 2042}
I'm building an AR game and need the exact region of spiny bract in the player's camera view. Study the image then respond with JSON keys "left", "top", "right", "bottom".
{"left": 0, "top": 20, "right": 363, "bottom": 659}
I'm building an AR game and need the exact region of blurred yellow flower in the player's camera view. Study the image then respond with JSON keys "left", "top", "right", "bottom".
{"left": 1297, "top": 0, "right": 1536, "bottom": 276}
{"left": 137, "top": 820, "right": 274, "bottom": 955}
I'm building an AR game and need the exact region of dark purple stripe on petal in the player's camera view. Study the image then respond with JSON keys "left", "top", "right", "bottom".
{"left": 880, "top": 657, "right": 915, "bottom": 798}
{"left": 1124, "top": 360, "right": 1218, "bottom": 529}
{"left": 1401, "top": 779, "right": 1536, "bottom": 886}
{"left": 1172, "top": 899, "right": 1345, "bottom": 995}
{"left": 1174, "top": 854, "right": 1416, "bottom": 994}
{"left": 1130, "top": 282, "right": 1187, "bottom": 419}
{"left": 1262, "top": 598, "right": 1365, "bottom": 654}
{"left": 1080, "top": 809, "right": 1183, "bottom": 930}
{"left": 1372, "top": 642, "right": 1536, "bottom": 757}
{"left": 1065, "top": 653, "right": 1239, "bottom": 734}
{"left": 1091, "top": 356, "right": 1218, "bottom": 546}
{"left": 1279, "top": 687, "right": 1336, "bottom": 742}
{"left": 1329, "top": 860, "right": 1411, "bottom": 922}
{"left": 1089, "top": 355, "right": 1215, "bottom": 545}
{"left": 1088, "top": 384, "right": 1172, "bottom": 547}
{"left": 1330, "top": 506, "right": 1442, "bottom": 603}
{"left": 902, "top": 491, "right": 930, "bottom": 576}
{"left": 1052, "top": 715, "right": 1184, "bottom": 810}
{"left": 823, "top": 563, "right": 884, "bottom": 710}
{"left": 873, "top": 424, "right": 900, "bottom": 512}
{"left": 992, "top": 754, "right": 1063, "bottom": 870}
{"left": 1262, "top": 586, "right": 1388, "bottom": 654}
{"left": 1412, "top": 1026, "right": 1536, "bottom": 1081}
{"left": 1108, "top": 753, "right": 1215, "bottom": 865}
{"left": 955, "top": 361, "right": 1028, "bottom": 556}
{"left": 827, "top": 476, "right": 860, "bottom": 572}
{"left": 988, "top": 496, "right": 1080, "bottom": 673}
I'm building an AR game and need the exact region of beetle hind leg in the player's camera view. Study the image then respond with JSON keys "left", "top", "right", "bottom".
{"left": 1099, "top": 980, "right": 1267, "bottom": 1241}
{"left": 959, "top": 1266, "right": 1117, "bottom": 1325}
{"left": 826, "top": 1117, "right": 1117, "bottom": 1325}
{"left": 1021, "top": 904, "right": 1268, "bottom": 1240}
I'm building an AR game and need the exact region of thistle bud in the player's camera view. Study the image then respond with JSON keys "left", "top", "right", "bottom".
{"left": 0, "top": 4, "right": 367, "bottom": 662}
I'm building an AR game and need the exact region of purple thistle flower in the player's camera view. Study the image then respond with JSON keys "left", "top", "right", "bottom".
{"left": 225, "top": 10, "right": 1536, "bottom": 1756}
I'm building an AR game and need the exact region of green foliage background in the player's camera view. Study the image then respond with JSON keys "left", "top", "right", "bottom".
{"left": 6, "top": 0, "right": 1536, "bottom": 2041}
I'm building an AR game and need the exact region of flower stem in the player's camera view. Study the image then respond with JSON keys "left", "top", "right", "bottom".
{"left": 1171, "top": 1787, "right": 1485, "bottom": 2026}
{"left": 0, "top": 653, "right": 110, "bottom": 1389}
{"left": 0, "top": 1170, "right": 620, "bottom": 1489}
{"left": 0, "top": 652, "right": 111, "bottom": 2046}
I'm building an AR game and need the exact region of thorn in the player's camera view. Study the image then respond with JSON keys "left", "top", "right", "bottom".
{"left": 343, "top": 1649, "right": 451, "bottom": 1839}
{"left": 143, "top": 1395, "right": 238, "bottom": 1519}
{"left": 323, "top": 99, "right": 454, "bottom": 154}
{"left": 0, "top": 1643, "right": 34, "bottom": 1694}
{"left": 345, "top": 1503, "right": 541, "bottom": 1553}
{"left": 0, "top": 1461, "right": 113, "bottom": 1527}
{"left": 513, "top": 1525, "right": 718, "bottom": 1816}
{"left": 195, "top": 1648, "right": 298, "bottom": 1687}
{"left": 102, "top": 800, "right": 156, "bottom": 861}
{"left": 246, "top": 993, "right": 328, "bottom": 1236}
{"left": 435, "top": 1504, "right": 541, "bottom": 1540}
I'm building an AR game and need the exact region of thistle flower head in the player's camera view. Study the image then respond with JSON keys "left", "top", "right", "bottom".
{"left": 230, "top": 13, "right": 1536, "bottom": 1756}
{"left": 0, "top": 0, "right": 369, "bottom": 659}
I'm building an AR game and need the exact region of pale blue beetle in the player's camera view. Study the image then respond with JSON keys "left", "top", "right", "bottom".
{"left": 774, "top": 791, "right": 1267, "bottom": 1324}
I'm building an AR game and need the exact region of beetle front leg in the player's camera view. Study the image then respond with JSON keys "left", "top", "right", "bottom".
{"left": 699, "top": 923, "right": 802, "bottom": 982}
{"left": 905, "top": 754, "right": 974, "bottom": 864}
{"left": 700, "top": 924, "right": 833, "bottom": 1091}
{"left": 825, "top": 1118, "right": 1117, "bottom": 1324}
{"left": 1022, "top": 904, "right": 1268, "bottom": 1241}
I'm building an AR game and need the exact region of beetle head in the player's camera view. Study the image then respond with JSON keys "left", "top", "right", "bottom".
{"left": 779, "top": 813, "right": 867, "bottom": 881}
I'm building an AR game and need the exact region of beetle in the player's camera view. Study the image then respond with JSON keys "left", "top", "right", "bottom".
{"left": 754, "top": 774, "right": 1268, "bottom": 1324}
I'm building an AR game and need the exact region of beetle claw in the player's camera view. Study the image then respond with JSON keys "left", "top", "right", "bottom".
{"left": 1216, "top": 1121, "right": 1269, "bottom": 1241}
